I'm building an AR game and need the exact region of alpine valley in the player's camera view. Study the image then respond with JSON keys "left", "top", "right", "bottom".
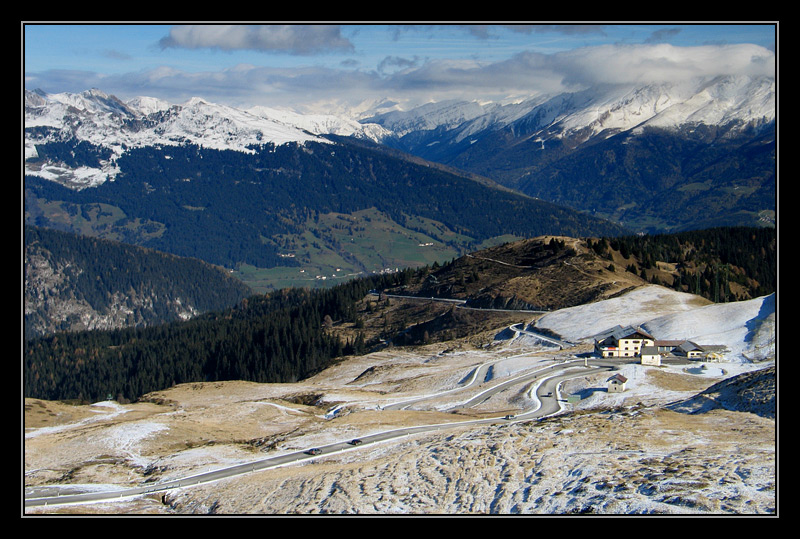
{"left": 23, "top": 73, "right": 778, "bottom": 516}
{"left": 25, "top": 73, "right": 774, "bottom": 293}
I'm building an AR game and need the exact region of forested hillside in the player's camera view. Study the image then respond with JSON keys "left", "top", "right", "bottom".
{"left": 24, "top": 270, "right": 415, "bottom": 403}
{"left": 589, "top": 227, "right": 777, "bottom": 302}
{"left": 25, "top": 226, "right": 252, "bottom": 339}
{"left": 25, "top": 139, "right": 627, "bottom": 270}
{"left": 387, "top": 226, "right": 776, "bottom": 317}
{"left": 510, "top": 125, "right": 775, "bottom": 232}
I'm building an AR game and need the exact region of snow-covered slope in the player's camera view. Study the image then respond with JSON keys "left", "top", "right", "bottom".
{"left": 642, "top": 292, "right": 775, "bottom": 361}
{"left": 24, "top": 89, "right": 387, "bottom": 188}
{"left": 247, "top": 105, "right": 391, "bottom": 141}
{"left": 361, "top": 99, "right": 492, "bottom": 137}
{"left": 534, "top": 285, "right": 775, "bottom": 362}
{"left": 363, "top": 75, "right": 775, "bottom": 143}
{"left": 631, "top": 76, "right": 776, "bottom": 132}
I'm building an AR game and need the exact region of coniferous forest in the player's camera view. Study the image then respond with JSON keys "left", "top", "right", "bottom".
{"left": 25, "top": 226, "right": 253, "bottom": 339}
{"left": 25, "top": 139, "right": 628, "bottom": 269}
{"left": 24, "top": 269, "right": 415, "bottom": 403}
{"left": 589, "top": 227, "right": 777, "bottom": 301}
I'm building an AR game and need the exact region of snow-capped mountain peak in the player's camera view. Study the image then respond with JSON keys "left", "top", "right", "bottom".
{"left": 362, "top": 74, "right": 775, "bottom": 144}
{"left": 125, "top": 95, "right": 173, "bottom": 116}
{"left": 24, "top": 89, "right": 387, "bottom": 188}
{"left": 24, "top": 75, "right": 774, "bottom": 190}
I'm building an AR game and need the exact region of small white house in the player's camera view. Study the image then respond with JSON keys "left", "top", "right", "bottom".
{"left": 640, "top": 345, "right": 662, "bottom": 366}
{"left": 607, "top": 373, "right": 628, "bottom": 393}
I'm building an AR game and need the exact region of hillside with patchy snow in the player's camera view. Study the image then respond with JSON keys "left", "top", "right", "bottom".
{"left": 25, "top": 284, "right": 776, "bottom": 515}
{"left": 534, "top": 285, "right": 775, "bottom": 362}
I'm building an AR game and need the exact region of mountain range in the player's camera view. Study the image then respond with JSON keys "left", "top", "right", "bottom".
{"left": 362, "top": 75, "right": 776, "bottom": 232}
{"left": 25, "top": 75, "right": 774, "bottom": 190}
{"left": 23, "top": 88, "right": 622, "bottom": 289}
{"left": 24, "top": 75, "right": 775, "bottom": 287}
{"left": 24, "top": 87, "right": 395, "bottom": 189}
{"left": 363, "top": 75, "right": 774, "bottom": 144}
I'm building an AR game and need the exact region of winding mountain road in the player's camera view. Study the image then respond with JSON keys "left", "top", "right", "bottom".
{"left": 26, "top": 290, "right": 630, "bottom": 510}
{"left": 25, "top": 347, "right": 623, "bottom": 509}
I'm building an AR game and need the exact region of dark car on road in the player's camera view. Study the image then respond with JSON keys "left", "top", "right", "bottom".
{"left": 349, "top": 439, "right": 363, "bottom": 445}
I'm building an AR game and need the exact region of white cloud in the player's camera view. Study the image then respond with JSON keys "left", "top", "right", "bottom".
{"left": 547, "top": 43, "right": 775, "bottom": 87}
{"left": 25, "top": 42, "right": 775, "bottom": 114}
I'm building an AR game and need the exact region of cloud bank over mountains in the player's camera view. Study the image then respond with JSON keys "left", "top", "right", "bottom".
{"left": 24, "top": 24, "right": 776, "bottom": 115}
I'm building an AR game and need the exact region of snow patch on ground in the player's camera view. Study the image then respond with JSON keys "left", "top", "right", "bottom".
{"left": 565, "top": 361, "right": 761, "bottom": 412}
{"left": 100, "top": 422, "right": 169, "bottom": 468}
{"left": 25, "top": 401, "right": 129, "bottom": 439}
{"left": 643, "top": 293, "right": 775, "bottom": 360}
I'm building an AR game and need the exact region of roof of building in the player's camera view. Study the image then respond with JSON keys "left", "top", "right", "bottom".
{"left": 594, "top": 325, "right": 654, "bottom": 343}
{"left": 677, "top": 341, "right": 703, "bottom": 353}
{"left": 654, "top": 340, "right": 684, "bottom": 347}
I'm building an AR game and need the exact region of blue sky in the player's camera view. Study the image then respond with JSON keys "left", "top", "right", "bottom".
{"left": 23, "top": 23, "right": 777, "bottom": 113}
